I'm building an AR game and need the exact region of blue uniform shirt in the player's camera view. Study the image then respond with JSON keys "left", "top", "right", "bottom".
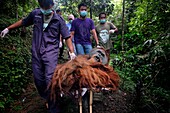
{"left": 22, "top": 8, "right": 70, "bottom": 56}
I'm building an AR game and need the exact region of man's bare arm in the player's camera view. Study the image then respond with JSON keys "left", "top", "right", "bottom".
{"left": 91, "top": 29, "right": 99, "bottom": 46}
{"left": 65, "top": 37, "right": 74, "bottom": 53}
{"left": 7, "top": 20, "right": 23, "bottom": 30}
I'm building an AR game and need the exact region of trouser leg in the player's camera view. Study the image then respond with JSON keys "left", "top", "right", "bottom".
{"left": 32, "top": 61, "right": 47, "bottom": 99}
{"left": 76, "top": 44, "right": 85, "bottom": 55}
{"left": 47, "top": 95, "right": 62, "bottom": 113}
{"left": 43, "top": 50, "right": 61, "bottom": 113}
{"left": 84, "top": 44, "right": 92, "bottom": 55}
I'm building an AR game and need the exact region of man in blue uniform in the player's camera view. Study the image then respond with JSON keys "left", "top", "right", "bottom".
{"left": 0, "top": 0, "right": 76, "bottom": 112}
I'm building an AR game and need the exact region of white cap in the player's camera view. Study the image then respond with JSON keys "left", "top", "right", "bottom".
{"left": 68, "top": 14, "right": 74, "bottom": 20}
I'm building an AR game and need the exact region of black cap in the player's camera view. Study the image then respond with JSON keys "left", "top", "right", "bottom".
{"left": 38, "top": 0, "right": 54, "bottom": 9}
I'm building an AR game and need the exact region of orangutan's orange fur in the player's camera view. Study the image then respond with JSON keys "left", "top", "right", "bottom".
{"left": 48, "top": 55, "right": 120, "bottom": 101}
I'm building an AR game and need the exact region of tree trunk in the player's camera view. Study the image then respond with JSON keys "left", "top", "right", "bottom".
{"left": 121, "top": 0, "right": 125, "bottom": 51}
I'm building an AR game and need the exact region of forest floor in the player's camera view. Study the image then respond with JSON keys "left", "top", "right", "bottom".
{"left": 6, "top": 51, "right": 136, "bottom": 113}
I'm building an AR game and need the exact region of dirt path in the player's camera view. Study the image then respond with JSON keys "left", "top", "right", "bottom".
{"left": 8, "top": 81, "right": 134, "bottom": 113}
{"left": 7, "top": 55, "right": 134, "bottom": 113}
{"left": 8, "top": 82, "right": 48, "bottom": 113}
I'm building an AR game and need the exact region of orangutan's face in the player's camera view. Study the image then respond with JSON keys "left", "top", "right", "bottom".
{"left": 89, "top": 47, "right": 109, "bottom": 65}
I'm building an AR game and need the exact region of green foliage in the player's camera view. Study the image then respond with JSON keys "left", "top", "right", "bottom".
{"left": 0, "top": 29, "right": 31, "bottom": 112}
{"left": 56, "top": 0, "right": 117, "bottom": 23}
{"left": 0, "top": 0, "right": 38, "bottom": 19}
{"left": 0, "top": 1, "right": 36, "bottom": 112}
{"left": 110, "top": 0, "right": 170, "bottom": 111}
{"left": 111, "top": 32, "right": 170, "bottom": 112}
{"left": 127, "top": 0, "right": 170, "bottom": 38}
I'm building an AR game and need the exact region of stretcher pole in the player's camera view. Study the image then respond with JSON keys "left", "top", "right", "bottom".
{"left": 79, "top": 93, "right": 82, "bottom": 113}
{"left": 89, "top": 90, "right": 93, "bottom": 113}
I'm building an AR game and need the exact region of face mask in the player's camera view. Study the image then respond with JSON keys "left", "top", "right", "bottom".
{"left": 40, "top": 8, "right": 53, "bottom": 15}
{"left": 80, "top": 11, "right": 87, "bottom": 17}
{"left": 100, "top": 19, "right": 106, "bottom": 24}
{"left": 69, "top": 20, "right": 73, "bottom": 24}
